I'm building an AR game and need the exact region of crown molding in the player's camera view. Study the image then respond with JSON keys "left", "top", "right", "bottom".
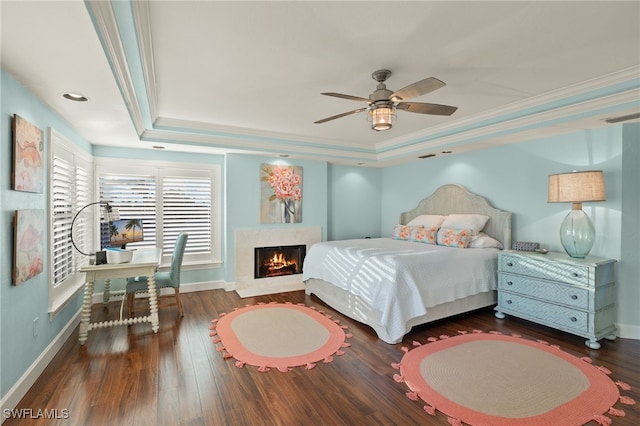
{"left": 141, "top": 129, "right": 378, "bottom": 163}
{"left": 377, "top": 66, "right": 640, "bottom": 152}
{"left": 132, "top": 0, "right": 158, "bottom": 120}
{"left": 152, "top": 116, "right": 375, "bottom": 153}
{"left": 85, "top": 0, "right": 146, "bottom": 136}
{"left": 376, "top": 87, "right": 640, "bottom": 162}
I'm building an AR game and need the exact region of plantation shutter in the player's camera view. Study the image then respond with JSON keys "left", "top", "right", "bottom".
{"left": 51, "top": 153, "right": 75, "bottom": 285}
{"left": 51, "top": 148, "right": 94, "bottom": 285}
{"left": 96, "top": 160, "right": 219, "bottom": 266}
{"left": 99, "top": 175, "right": 157, "bottom": 250}
{"left": 162, "top": 174, "right": 212, "bottom": 259}
{"left": 49, "top": 129, "right": 94, "bottom": 315}
{"left": 74, "top": 161, "right": 94, "bottom": 267}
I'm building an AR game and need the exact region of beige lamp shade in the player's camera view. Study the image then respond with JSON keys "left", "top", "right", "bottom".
{"left": 548, "top": 171, "right": 606, "bottom": 203}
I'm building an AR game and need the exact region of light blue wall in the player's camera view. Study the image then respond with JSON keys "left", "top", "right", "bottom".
{"left": 224, "top": 154, "right": 329, "bottom": 282}
{"left": 620, "top": 123, "right": 640, "bottom": 332}
{"left": 1, "top": 70, "right": 88, "bottom": 397}
{"left": 381, "top": 125, "right": 639, "bottom": 335}
{"left": 381, "top": 128, "right": 623, "bottom": 255}
{"left": 327, "top": 164, "right": 381, "bottom": 240}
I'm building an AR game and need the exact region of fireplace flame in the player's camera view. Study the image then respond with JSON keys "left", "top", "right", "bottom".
{"left": 259, "top": 250, "right": 299, "bottom": 277}
{"left": 269, "top": 252, "right": 297, "bottom": 270}
{"left": 255, "top": 245, "right": 305, "bottom": 279}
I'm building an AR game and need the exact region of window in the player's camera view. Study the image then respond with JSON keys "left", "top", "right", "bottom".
{"left": 96, "top": 159, "right": 220, "bottom": 266}
{"left": 49, "top": 129, "right": 94, "bottom": 315}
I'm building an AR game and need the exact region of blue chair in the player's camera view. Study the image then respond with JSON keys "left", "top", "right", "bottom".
{"left": 126, "top": 233, "right": 188, "bottom": 317}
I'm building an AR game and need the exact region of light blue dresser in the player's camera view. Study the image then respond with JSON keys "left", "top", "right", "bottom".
{"left": 495, "top": 250, "right": 617, "bottom": 349}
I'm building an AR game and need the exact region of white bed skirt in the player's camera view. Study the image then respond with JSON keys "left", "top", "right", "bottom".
{"left": 305, "top": 278, "right": 496, "bottom": 344}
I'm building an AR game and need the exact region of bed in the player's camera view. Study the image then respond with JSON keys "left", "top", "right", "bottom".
{"left": 303, "top": 184, "right": 512, "bottom": 344}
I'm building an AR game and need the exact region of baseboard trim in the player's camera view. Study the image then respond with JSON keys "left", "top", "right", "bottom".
{"left": 235, "top": 282, "right": 304, "bottom": 298}
{"left": 0, "top": 309, "right": 81, "bottom": 423}
{"left": 616, "top": 322, "right": 640, "bottom": 340}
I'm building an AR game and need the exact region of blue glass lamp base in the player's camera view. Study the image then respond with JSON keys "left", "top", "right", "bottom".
{"left": 560, "top": 207, "right": 595, "bottom": 258}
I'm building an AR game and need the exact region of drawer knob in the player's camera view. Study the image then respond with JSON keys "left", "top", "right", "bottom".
{"left": 506, "top": 300, "right": 512, "bottom": 304}
{"left": 570, "top": 317, "right": 577, "bottom": 322}
{"left": 507, "top": 262, "right": 513, "bottom": 267}
{"left": 571, "top": 295, "right": 578, "bottom": 300}
{"left": 572, "top": 272, "right": 579, "bottom": 278}
{"left": 507, "top": 281, "right": 513, "bottom": 286}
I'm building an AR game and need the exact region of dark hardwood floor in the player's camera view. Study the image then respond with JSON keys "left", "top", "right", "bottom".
{"left": 6, "top": 289, "right": 640, "bottom": 425}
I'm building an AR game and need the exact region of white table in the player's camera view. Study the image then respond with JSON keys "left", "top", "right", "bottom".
{"left": 78, "top": 247, "right": 162, "bottom": 345}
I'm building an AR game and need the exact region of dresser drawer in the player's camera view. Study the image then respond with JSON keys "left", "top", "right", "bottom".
{"left": 499, "top": 273, "right": 589, "bottom": 309}
{"left": 500, "top": 254, "right": 589, "bottom": 286}
{"left": 498, "top": 292, "right": 589, "bottom": 332}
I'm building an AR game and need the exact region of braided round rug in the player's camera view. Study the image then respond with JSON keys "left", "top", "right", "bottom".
{"left": 209, "top": 302, "right": 351, "bottom": 372}
{"left": 392, "top": 331, "right": 635, "bottom": 425}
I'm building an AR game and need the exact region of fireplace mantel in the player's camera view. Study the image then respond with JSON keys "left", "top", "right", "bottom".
{"left": 235, "top": 227, "right": 321, "bottom": 297}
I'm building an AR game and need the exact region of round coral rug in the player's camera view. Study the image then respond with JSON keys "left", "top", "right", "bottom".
{"left": 210, "top": 302, "right": 351, "bottom": 372}
{"left": 393, "top": 332, "right": 635, "bottom": 425}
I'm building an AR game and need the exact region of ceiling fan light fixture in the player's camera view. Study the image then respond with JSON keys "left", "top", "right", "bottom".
{"left": 368, "top": 104, "right": 396, "bottom": 131}
{"left": 315, "top": 70, "right": 456, "bottom": 129}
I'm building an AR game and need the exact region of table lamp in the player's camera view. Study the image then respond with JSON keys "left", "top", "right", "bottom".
{"left": 70, "top": 201, "right": 119, "bottom": 264}
{"left": 548, "top": 170, "right": 605, "bottom": 258}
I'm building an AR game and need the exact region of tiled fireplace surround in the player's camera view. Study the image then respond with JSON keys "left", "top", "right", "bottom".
{"left": 235, "top": 227, "right": 321, "bottom": 298}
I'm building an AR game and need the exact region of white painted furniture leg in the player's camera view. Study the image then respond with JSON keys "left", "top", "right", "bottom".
{"left": 79, "top": 279, "right": 94, "bottom": 345}
{"left": 585, "top": 339, "right": 601, "bottom": 350}
{"left": 103, "top": 278, "right": 111, "bottom": 307}
{"left": 148, "top": 274, "right": 159, "bottom": 333}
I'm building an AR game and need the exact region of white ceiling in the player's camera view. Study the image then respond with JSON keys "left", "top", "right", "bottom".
{"left": 2, "top": 0, "right": 639, "bottom": 166}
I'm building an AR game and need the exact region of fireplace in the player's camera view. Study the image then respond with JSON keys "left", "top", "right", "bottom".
{"left": 254, "top": 245, "right": 306, "bottom": 279}
{"left": 235, "top": 227, "right": 320, "bottom": 298}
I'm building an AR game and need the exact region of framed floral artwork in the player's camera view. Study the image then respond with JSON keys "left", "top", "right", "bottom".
{"left": 12, "top": 114, "right": 44, "bottom": 193}
{"left": 13, "top": 209, "right": 45, "bottom": 285}
{"left": 260, "top": 164, "right": 303, "bottom": 223}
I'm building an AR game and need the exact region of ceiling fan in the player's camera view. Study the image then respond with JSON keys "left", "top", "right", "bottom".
{"left": 314, "top": 69, "right": 457, "bottom": 131}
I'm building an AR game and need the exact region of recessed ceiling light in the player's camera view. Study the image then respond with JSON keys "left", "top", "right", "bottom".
{"left": 62, "top": 93, "right": 88, "bottom": 102}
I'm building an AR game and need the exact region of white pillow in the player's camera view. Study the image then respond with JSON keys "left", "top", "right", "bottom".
{"left": 440, "top": 214, "right": 490, "bottom": 235}
{"left": 469, "top": 233, "right": 503, "bottom": 249}
{"left": 407, "top": 214, "right": 447, "bottom": 228}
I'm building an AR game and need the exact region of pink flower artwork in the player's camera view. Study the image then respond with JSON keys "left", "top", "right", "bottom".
{"left": 260, "top": 164, "right": 303, "bottom": 223}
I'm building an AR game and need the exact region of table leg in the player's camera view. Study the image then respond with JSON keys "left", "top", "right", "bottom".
{"left": 103, "top": 278, "right": 111, "bottom": 307}
{"left": 147, "top": 273, "right": 159, "bottom": 333}
{"left": 79, "top": 279, "right": 94, "bottom": 345}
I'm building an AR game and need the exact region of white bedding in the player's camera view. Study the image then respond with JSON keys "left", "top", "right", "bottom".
{"left": 302, "top": 238, "right": 499, "bottom": 342}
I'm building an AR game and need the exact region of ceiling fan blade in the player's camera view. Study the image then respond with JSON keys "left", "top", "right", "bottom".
{"left": 390, "top": 77, "right": 446, "bottom": 101}
{"left": 314, "top": 108, "right": 368, "bottom": 124}
{"left": 396, "top": 102, "right": 458, "bottom": 116}
{"left": 321, "top": 92, "right": 372, "bottom": 103}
